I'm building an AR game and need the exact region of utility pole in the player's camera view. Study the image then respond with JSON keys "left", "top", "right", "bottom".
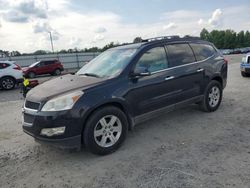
{"left": 48, "top": 31, "right": 54, "bottom": 53}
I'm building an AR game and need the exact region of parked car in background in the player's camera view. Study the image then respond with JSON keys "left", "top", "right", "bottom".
{"left": 220, "top": 49, "right": 232, "bottom": 55}
{"left": 22, "top": 60, "right": 64, "bottom": 78}
{"left": 240, "top": 53, "right": 250, "bottom": 77}
{"left": 0, "top": 61, "right": 23, "bottom": 90}
{"left": 22, "top": 36, "right": 228, "bottom": 155}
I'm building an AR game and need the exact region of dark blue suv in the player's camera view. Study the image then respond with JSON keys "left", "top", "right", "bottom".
{"left": 22, "top": 36, "right": 228, "bottom": 155}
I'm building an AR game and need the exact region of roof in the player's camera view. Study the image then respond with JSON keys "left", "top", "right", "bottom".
{"left": 111, "top": 35, "right": 207, "bottom": 50}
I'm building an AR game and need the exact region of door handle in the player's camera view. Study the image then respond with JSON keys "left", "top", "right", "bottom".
{"left": 165, "top": 76, "right": 175, "bottom": 81}
{"left": 197, "top": 68, "right": 204, "bottom": 72}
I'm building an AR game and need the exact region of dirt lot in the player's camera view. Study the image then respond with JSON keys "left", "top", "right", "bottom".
{"left": 0, "top": 54, "right": 250, "bottom": 188}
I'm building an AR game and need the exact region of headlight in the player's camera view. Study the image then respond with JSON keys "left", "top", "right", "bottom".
{"left": 41, "top": 91, "right": 84, "bottom": 111}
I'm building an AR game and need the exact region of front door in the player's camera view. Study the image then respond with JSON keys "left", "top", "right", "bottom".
{"left": 126, "top": 46, "right": 179, "bottom": 118}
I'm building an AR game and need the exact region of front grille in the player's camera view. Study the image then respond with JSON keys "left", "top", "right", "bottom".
{"left": 25, "top": 100, "right": 40, "bottom": 110}
{"left": 23, "top": 113, "right": 35, "bottom": 124}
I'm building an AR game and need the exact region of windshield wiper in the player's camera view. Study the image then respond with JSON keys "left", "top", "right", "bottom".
{"left": 79, "top": 73, "right": 101, "bottom": 78}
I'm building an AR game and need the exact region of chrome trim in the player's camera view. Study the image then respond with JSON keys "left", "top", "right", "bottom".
{"left": 165, "top": 76, "right": 174, "bottom": 81}
{"left": 23, "top": 122, "right": 33, "bottom": 127}
{"left": 150, "top": 54, "right": 214, "bottom": 75}
{"left": 197, "top": 68, "right": 204, "bottom": 72}
{"left": 23, "top": 99, "right": 40, "bottom": 112}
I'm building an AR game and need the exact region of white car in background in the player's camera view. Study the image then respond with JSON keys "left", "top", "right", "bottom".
{"left": 0, "top": 61, "right": 23, "bottom": 90}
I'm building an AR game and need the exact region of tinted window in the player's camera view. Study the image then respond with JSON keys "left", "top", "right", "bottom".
{"left": 0, "top": 63, "right": 10, "bottom": 69}
{"left": 190, "top": 43, "right": 216, "bottom": 61}
{"left": 135, "top": 47, "right": 168, "bottom": 73}
{"left": 37, "top": 62, "right": 45, "bottom": 67}
{"left": 44, "top": 61, "right": 55, "bottom": 65}
{"left": 166, "top": 43, "right": 195, "bottom": 67}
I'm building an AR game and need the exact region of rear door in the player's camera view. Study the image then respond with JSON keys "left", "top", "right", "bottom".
{"left": 165, "top": 43, "right": 205, "bottom": 103}
{"left": 43, "top": 61, "right": 55, "bottom": 73}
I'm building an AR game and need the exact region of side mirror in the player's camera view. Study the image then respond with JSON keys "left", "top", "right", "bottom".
{"left": 131, "top": 67, "right": 151, "bottom": 78}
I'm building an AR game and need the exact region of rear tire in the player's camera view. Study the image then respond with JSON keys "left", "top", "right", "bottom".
{"left": 200, "top": 80, "right": 222, "bottom": 112}
{"left": 28, "top": 72, "right": 36, "bottom": 78}
{"left": 0, "top": 77, "right": 16, "bottom": 90}
{"left": 83, "top": 106, "right": 128, "bottom": 155}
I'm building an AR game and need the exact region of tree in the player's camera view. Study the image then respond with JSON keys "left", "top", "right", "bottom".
{"left": 200, "top": 29, "right": 250, "bottom": 49}
{"left": 33, "top": 50, "right": 47, "bottom": 55}
{"left": 133, "top": 37, "right": 142, "bottom": 43}
{"left": 200, "top": 28, "right": 210, "bottom": 41}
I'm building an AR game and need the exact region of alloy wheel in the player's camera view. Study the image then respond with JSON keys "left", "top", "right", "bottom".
{"left": 2, "top": 78, "right": 15, "bottom": 89}
{"left": 208, "top": 86, "right": 220, "bottom": 107}
{"left": 94, "top": 115, "right": 122, "bottom": 148}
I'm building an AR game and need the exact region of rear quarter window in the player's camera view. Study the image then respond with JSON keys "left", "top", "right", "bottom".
{"left": 0, "top": 63, "right": 10, "bottom": 69}
{"left": 190, "top": 43, "right": 216, "bottom": 61}
{"left": 166, "top": 43, "right": 196, "bottom": 67}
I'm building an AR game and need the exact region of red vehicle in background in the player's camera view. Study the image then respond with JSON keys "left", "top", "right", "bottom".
{"left": 22, "top": 60, "right": 64, "bottom": 78}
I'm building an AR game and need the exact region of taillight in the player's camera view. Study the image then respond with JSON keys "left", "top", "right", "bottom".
{"left": 13, "top": 63, "right": 21, "bottom": 70}
{"left": 224, "top": 58, "right": 228, "bottom": 64}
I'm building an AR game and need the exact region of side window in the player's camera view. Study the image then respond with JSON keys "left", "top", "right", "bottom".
{"left": 38, "top": 62, "right": 45, "bottom": 67}
{"left": 166, "top": 43, "right": 195, "bottom": 67}
{"left": 190, "top": 43, "right": 216, "bottom": 61}
{"left": 135, "top": 47, "right": 168, "bottom": 73}
{"left": 44, "top": 61, "right": 55, "bottom": 65}
{"left": 248, "top": 57, "right": 250, "bottom": 64}
{"left": 0, "top": 63, "right": 10, "bottom": 69}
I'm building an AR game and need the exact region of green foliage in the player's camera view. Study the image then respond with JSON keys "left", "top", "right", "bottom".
{"left": 200, "top": 28, "right": 250, "bottom": 49}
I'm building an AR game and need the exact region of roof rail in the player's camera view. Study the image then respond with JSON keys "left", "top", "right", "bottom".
{"left": 141, "top": 35, "right": 180, "bottom": 42}
{"left": 182, "top": 36, "right": 201, "bottom": 40}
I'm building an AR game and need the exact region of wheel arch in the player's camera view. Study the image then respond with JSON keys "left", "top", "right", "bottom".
{"left": 82, "top": 99, "right": 134, "bottom": 136}
{"left": 211, "top": 75, "right": 223, "bottom": 86}
{"left": 0, "top": 75, "right": 17, "bottom": 82}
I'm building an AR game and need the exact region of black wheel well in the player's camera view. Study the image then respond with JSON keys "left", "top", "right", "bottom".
{"left": 212, "top": 76, "right": 223, "bottom": 86}
{"left": 0, "top": 75, "right": 16, "bottom": 82}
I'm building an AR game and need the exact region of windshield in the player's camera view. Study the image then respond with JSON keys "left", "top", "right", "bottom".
{"left": 29, "top": 61, "right": 40, "bottom": 68}
{"left": 77, "top": 48, "right": 137, "bottom": 78}
{"left": 242, "top": 56, "right": 250, "bottom": 63}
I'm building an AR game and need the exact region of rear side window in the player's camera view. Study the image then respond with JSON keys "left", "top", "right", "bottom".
{"left": 44, "top": 61, "right": 55, "bottom": 65}
{"left": 0, "top": 63, "right": 10, "bottom": 69}
{"left": 190, "top": 43, "right": 216, "bottom": 61}
{"left": 135, "top": 47, "right": 168, "bottom": 73}
{"left": 166, "top": 43, "right": 195, "bottom": 67}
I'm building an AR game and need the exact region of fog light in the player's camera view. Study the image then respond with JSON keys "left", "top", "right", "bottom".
{"left": 40, "top": 127, "right": 65, "bottom": 137}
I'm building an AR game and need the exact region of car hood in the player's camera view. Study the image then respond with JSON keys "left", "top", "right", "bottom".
{"left": 26, "top": 74, "right": 106, "bottom": 102}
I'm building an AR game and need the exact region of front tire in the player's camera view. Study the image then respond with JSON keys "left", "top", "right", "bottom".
{"left": 0, "top": 77, "right": 16, "bottom": 90}
{"left": 241, "top": 72, "right": 249, "bottom": 77}
{"left": 83, "top": 106, "right": 128, "bottom": 155}
{"left": 200, "top": 80, "right": 222, "bottom": 112}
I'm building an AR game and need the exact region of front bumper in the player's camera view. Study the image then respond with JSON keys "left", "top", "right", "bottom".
{"left": 240, "top": 63, "right": 250, "bottom": 73}
{"left": 22, "top": 107, "right": 83, "bottom": 149}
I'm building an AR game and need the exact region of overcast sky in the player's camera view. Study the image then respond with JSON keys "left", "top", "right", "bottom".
{"left": 0, "top": 0, "right": 249, "bottom": 53}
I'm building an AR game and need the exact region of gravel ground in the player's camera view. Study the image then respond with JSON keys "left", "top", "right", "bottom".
{"left": 0, "top": 54, "right": 250, "bottom": 188}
